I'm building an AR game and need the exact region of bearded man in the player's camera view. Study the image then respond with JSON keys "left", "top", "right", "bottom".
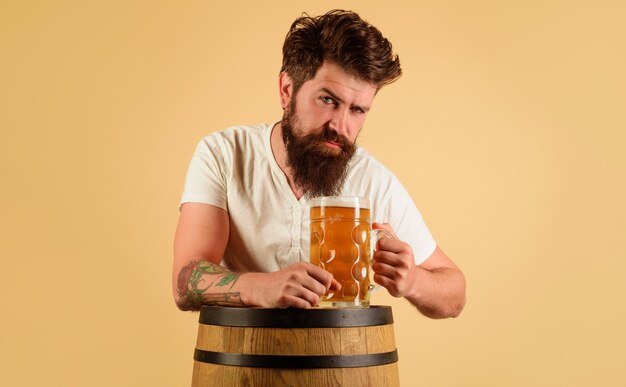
{"left": 173, "top": 10, "right": 466, "bottom": 318}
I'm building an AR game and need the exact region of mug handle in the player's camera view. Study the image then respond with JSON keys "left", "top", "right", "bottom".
{"left": 368, "top": 229, "right": 394, "bottom": 292}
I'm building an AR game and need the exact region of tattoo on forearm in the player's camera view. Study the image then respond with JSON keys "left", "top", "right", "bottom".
{"left": 176, "top": 260, "right": 245, "bottom": 310}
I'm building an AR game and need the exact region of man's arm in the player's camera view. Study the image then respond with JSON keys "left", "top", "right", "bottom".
{"left": 173, "top": 203, "right": 239, "bottom": 310}
{"left": 173, "top": 203, "right": 340, "bottom": 310}
{"left": 372, "top": 223, "right": 466, "bottom": 319}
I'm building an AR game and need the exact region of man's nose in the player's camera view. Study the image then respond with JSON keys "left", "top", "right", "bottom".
{"left": 328, "top": 108, "right": 350, "bottom": 139}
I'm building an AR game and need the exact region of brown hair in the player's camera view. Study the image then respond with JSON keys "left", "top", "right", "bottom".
{"left": 280, "top": 9, "right": 402, "bottom": 93}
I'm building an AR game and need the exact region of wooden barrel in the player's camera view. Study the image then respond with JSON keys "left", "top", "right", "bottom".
{"left": 191, "top": 306, "right": 400, "bottom": 387}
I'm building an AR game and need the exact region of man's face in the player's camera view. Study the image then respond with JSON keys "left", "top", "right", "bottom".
{"left": 281, "top": 61, "right": 377, "bottom": 197}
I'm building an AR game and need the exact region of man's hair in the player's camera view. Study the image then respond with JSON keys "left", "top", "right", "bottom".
{"left": 280, "top": 9, "right": 402, "bottom": 93}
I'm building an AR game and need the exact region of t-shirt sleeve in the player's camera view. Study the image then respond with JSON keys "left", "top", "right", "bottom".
{"left": 378, "top": 175, "right": 437, "bottom": 266}
{"left": 394, "top": 195, "right": 437, "bottom": 265}
{"left": 179, "top": 136, "right": 229, "bottom": 211}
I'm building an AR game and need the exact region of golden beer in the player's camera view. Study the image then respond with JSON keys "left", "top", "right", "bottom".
{"left": 310, "top": 197, "right": 374, "bottom": 308}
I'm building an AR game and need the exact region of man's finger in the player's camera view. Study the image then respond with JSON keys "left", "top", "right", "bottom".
{"left": 283, "top": 294, "right": 313, "bottom": 309}
{"left": 299, "top": 273, "right": 330, "bottom": 296}
{"left": 376, "top": 237, "right": 404, "bottom": 254}
{"left": 374, "top": 250, "right": 401, "bottom": 265}
{"left": 373, "top": 259, "right": 399, "bottom": 277}
{"left": 306, "top": 262, "right": 337, "bottom": 291}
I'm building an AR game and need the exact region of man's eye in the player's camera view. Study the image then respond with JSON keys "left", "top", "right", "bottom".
{"left": 321, "top": 96, "right": 335, "bottom": 104}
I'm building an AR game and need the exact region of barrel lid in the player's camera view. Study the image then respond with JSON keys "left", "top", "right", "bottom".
{"left": 198, "top": 305, "right": 394, "bottom": 327}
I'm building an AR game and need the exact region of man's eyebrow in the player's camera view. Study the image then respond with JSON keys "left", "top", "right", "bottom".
{"left": 320, "top": 87, "right": 370, "bottom": 112}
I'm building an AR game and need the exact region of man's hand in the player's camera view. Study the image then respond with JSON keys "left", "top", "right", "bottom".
{"left": 244, "top": 262, "right": 341, "bottom": 309}
{"left": 372, "top": 222, "right": 466, "bottom": 318}
{"left": 371, "top": 222, "right": 418, "bottom": 298}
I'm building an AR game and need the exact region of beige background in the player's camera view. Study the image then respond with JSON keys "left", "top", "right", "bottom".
{"left": 1, "top": 1, "right": 625, "bottom": 386}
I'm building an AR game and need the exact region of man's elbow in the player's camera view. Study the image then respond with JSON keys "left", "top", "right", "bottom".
{"left": 449, "top": 295, "right": 466, "bottom": 318}
{"left": 419, "top": 299, "right": 465, "bottom": 319}
{"left": 449, "top": 274, "right": 467, "bottom": 318}
{"left": 420, "top": 279, "right": 466, "bottom": 319}
{"left": 173, "top": 294, "right": 186, "bottom": 311}
{"left": 173, "top": 293, "right": 200, "bottom": 312}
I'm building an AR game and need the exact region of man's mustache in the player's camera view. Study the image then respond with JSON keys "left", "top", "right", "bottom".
{"left": 306, "top": 125, "right": 353, "bottom": 150}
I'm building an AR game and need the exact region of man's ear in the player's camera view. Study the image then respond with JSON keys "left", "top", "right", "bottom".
{"left": 278, "top": 71, "right": 294, "bottom": 110}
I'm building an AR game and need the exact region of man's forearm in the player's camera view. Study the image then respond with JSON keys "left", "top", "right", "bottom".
{"left": 175, "top": 260, "right": 247, "bottom": 311}
{"left": 405, "top": 266, "right": 466, "bottom": 319}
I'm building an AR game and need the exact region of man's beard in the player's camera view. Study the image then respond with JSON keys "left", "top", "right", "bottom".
{"left": 281, "top": 104, "right": 356, "bottom": 198}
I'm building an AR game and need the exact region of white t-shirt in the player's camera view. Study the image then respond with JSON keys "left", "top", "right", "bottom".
{"left": 180, "top": 123, "right": 436, "bottom": 272}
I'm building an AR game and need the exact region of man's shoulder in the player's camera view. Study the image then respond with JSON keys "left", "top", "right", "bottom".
{"left": 201, "top": 123, "right": 269, "bottom": 143}
{"left": 350, "top": 147, "right": 392, "bottom": 174}
{"left": 195, "top": 123, "right": 272, "bottom": 153}
{"left": 345, "top": 147, "right": 402, "bottom": 190}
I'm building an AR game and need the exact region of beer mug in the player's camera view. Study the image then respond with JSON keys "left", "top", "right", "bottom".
{"left": 310, "top": 196, "right": 392, "bottom": 308}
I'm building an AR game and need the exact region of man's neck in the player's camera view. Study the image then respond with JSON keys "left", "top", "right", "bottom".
{"left": 270, "top": 122, "right": 305, "bottom": 200}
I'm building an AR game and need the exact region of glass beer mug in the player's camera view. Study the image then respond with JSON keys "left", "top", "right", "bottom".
{"left": 310, "top": 196, "right": 392, "bottom": 308}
